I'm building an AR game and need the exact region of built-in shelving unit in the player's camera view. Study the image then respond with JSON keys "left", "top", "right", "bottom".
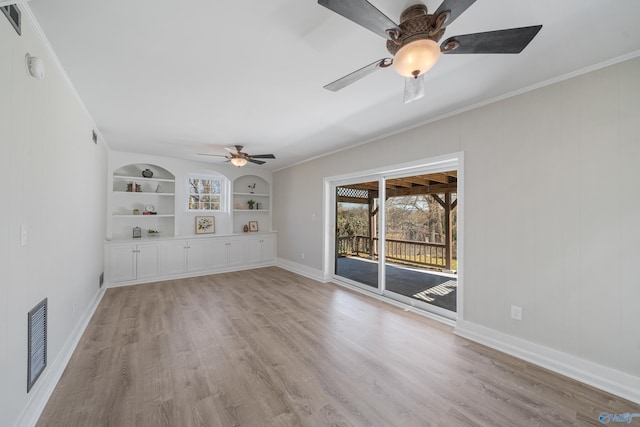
{"left": 232, "top": 175, "right": 271, "bottom": 233}
{"left": 110, "top": 164, "right": 176, "bottom": 240}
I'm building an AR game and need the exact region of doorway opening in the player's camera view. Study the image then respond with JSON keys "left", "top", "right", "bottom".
{"left": 328, "top": 157, "right": 461, "bottom": 320}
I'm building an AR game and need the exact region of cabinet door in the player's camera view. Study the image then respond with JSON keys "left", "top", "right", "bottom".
{"left": 246, "top": 238, "right": 262, "bottom": 264}
{"left": 161, "top": 241, "right": 187, "bottom": 276}
{"left": 211, "top": 239, "right": 229, "bottom": 269}
{"left": 261, "top": 235, "right": 276, "bottom": 262}
{"left": 186, "top": 240, "right": 209, "bottom": 272}
{"left": 227, "top": 238, "right": 245, "bottom": 267}
{"left": 137, "top": 244, "right": 160, "bottom": 279}
{"left": 109, "top": 244, "right": 137, "bottom": 283}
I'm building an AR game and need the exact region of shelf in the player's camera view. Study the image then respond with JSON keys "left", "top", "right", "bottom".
{"left": 112, "top": 214, "right": 175, "bottom": 218}
{"left": 233, "top": 192, "right": 269, "bottom": 197}
{"left": 114, "top": 175, "right": 175, "bottom": 183}
{"left": 113, "top": 191, "right": 175, "bottom": 196}
{"left": 234, "top": 209, "right": 270, "bottom": 212}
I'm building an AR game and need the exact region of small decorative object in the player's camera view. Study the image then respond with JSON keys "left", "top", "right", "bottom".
{"left": 148, "top": 229, "right": 160, "bottom": 236}
{"left": 132, "top": 227, "right": 142, "bottom": 239}
{"left": 247, "top": 199, "right": 255, "bottom": 210}
{"left": 195, "top": 216, "right": 215, "bottom": 234}
{"left": 234, "top": 202, "right": 244, "bottom": 210}
{"left": 255, "top": 202, "right": 261, "bottom": 210}
{"left": 127, "top": 182, "right": 142, "bottom": 192}
{"left": 155, "top": 184, "right": 162, "bottom": 193}
{"left": 248, "top": 183, "right": 256, "bottom": 194}
{"left": 133, "top": 208, "right": 140, "bottom": 215}
{"left": 249, "top": 221, "right": 258, "bottom": 232}
{"left": 145, "top": 204, "right": 155, "bottom": 213}
{"left": 243, "top": 224, "right": 249, "bottom": 232}
{"left": 142, "top": 168, "right": 154, "bottom": 178}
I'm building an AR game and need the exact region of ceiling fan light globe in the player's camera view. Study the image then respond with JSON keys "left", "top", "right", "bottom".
{"left": 230, "top": 157, "right": 248, "bottom": 167}
{"left": 393, "top": 39, "right": 440, "bottom": 78}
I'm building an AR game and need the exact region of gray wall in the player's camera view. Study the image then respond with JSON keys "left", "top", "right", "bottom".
{"left": 274, "top": 58, "right": 640, "bottom": 382}
{"left": 0, "top": 9, "right": 107, "bottom": 426}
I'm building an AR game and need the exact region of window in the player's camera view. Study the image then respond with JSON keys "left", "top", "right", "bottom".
{"left": 2, "top": 4, "right": 21, "bottom": 35}
{"left": 187, "top": 175, "right": 223, "bottom": 211}
{"left": 187, "top": 175, "right": 224, "bottom": 211}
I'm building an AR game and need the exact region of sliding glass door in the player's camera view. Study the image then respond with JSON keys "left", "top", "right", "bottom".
{"left": 331, "top": 165, "right": 459, "bottom": 319}
{"left": 334, "top": 180, "right": 380, "bottom": 292}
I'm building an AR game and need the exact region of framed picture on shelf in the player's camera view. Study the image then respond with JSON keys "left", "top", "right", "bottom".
{"left": 248, "top": 221, "right": 258, "bottom": 232}
{"left": 195, "top": 216, "right": 215, "bottom": 234}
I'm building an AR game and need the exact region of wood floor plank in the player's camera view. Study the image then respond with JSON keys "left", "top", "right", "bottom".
{"left": 37, "top": 267, "right": 639, "bottom": 426}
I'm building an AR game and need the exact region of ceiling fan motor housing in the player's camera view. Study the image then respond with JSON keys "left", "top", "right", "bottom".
{"left": 386, "top": 4, "right": 446, "bottom": 55}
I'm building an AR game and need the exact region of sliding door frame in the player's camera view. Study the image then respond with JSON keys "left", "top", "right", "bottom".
{"left": 323, "top": 152, "right": 465, "bottom": 321}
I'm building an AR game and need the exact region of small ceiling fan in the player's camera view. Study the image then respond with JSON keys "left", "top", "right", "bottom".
{"left": 198, "top": 145, "right": 276, "bottom": 167}
{"left": 318, "top": 0, "right": 542, "bottom": 103}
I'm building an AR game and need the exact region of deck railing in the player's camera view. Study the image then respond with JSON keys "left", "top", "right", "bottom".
{"left": 337, "top": 235, "right": 450, "bottom": 269}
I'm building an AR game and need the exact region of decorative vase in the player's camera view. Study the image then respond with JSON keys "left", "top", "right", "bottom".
{"left": 243, "top": 224, "right": 249, "bottom": 232}
{"left": 142, "top": 168, "right": 153, "bottom": 178}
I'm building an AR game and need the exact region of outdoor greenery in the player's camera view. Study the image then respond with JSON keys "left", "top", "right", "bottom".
{"left": 337, "top": 194, "right": 457, "bottom": 253}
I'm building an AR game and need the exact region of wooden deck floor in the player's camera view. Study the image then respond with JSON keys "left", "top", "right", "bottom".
{"left": 37, "top": 267, "right": 638, "bottom": 426}
{"left": 336, "top": 256, "right": 457, "bottom": 312}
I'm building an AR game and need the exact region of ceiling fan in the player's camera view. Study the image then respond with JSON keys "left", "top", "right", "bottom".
{"left": 318, "top": 0, "right": 542, "bottom": 103}
{"left": 198, "top": 145, "right": 276, "bottom": 167}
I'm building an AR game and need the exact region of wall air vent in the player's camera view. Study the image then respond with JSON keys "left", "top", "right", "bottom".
{"left": 27, "top": 298, "right": 47, "bottom": 392}
{"left": 1, "top": 4, "right": 21, "bottom": 35}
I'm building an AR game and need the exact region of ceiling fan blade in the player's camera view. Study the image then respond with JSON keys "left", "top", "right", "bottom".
{"left": 250, "top": 154, "right": 276, "bottom": 159}
{"left": 441, "top": 25, "right": 542, "bottom": 54}
{"left": 318, "top": 0, "right": 399, "bottom": 39}
{"left": 324, "top": 58, "right": 392, "bottom": 92}
{"left": 403, "top": 74, "right": 424, "bottom": 104}
{"left": 248, "top": 159, "right": 266, "bottom": 165}
{"left": 197, "top": 153, "right": 228, "bottom": 157}
{"left": 434, "top": 0, "right": 476, "bottom": 27}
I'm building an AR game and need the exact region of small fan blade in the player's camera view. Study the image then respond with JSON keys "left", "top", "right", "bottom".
{"left": 318, "top": 0, "right": 398, "bottom": 39}
{"left": 324, "top": 58, "right": 392, "bottom": 92}
{"left": 250, "top": 154, "right": 276, "bottom": 159}
{"left": 249, "top": 159, "right": 266, "bottom": 165}
{"left": 434, "top": 0, "right": 476, "bottom": 26}
{"left": 441, "top": 25, "right": 542, "bottom": 54}
{"left": 403, "top": 75, "right": 424, "bottom": 104}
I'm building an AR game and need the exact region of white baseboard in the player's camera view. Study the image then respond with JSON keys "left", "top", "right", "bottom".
{"left": 455, "top": 320, "right": 640, "bottom": 405}
{"left": 276, "top": 258, "right": 328, "bottom": 282}
{"left": 16, "top": 287, "right": 106, "bottom": 427}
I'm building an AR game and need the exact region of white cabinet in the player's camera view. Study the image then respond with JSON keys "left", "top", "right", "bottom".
{"left": 247, "top": 234, "right": 276, "bottom": 265}
{"left": 186, "top": 239, "right": 210, "bottom": 273}
{"left": 212, "top": 237, "right": 245, "bottom": 269}
{"left": 161, "top": 240, "right": 188, "bottom": 276}
{"left": 160, "top": 239, "right": 215, "bottom": 275}
{"left": 105, "top": 234, "right": 276, "bottom": 286}
{"left": 108, "top": 242, "right": 160, "bottom": 283}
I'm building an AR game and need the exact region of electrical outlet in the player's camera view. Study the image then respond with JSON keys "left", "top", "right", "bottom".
{"left": 511, "top": 305, "right": 523, "bottom": 321}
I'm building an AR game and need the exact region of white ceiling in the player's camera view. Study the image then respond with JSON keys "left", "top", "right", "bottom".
{"left": 28, "top": 0, "right": 640, "bottom": 170}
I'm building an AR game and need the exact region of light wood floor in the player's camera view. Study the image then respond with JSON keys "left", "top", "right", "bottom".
{"left": 38, "top": 267, "right": 639, "bottom": 426}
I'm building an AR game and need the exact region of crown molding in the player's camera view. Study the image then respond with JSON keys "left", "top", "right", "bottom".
{"left": 0, "top": 0, "right": 29, "bottom": 6}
